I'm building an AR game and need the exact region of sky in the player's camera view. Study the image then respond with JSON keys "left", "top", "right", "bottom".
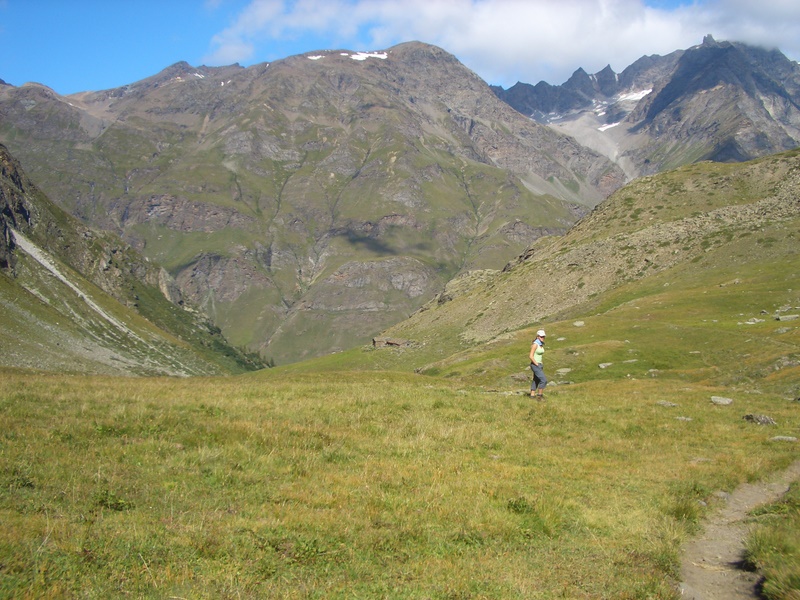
{"left": 2, "top": 0, "right": 800, "bottom": 96}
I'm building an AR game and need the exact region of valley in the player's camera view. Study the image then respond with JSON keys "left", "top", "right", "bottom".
{"left": 1, "top": 36, "right": 799, "bottom": 598}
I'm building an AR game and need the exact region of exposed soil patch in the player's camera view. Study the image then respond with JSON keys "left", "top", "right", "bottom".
{"left": 679, "top": 460, "right": 800, "bottom": 599}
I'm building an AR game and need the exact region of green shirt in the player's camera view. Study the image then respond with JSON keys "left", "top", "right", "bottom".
{"left": 532, "top": 340, "right": 544, "bottom": 366}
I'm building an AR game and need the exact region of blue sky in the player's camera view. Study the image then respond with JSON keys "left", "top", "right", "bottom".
{"left": 2, "top": 0, "right": 799, "bottom": 95}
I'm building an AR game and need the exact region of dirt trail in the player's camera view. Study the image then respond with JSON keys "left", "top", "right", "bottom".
{"left": 679, "top": 459, "right": 800, "bottom": 599}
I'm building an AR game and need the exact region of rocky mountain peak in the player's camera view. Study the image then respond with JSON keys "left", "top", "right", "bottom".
{"left": 595, "top": 65, "right": 619, "bottom": 95}
{"left": 626, "top": 38, "right": 800, "bottom": 164}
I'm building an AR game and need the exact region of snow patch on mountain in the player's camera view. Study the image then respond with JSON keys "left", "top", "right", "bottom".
{"left": 350, "top": 51, "right": 388, "bottom": 61}
{"left": 618, "top": 89, "right": 652, "bottom": 102}
{"left": 308, "top": 51, "right": 389, "bottom": 62}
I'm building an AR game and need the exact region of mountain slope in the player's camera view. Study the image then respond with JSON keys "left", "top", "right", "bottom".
{"left": 375, "top": 148, "right": 800, "bottom": 392}
{"left": 0, "top": 143, "right": 263, "bottom": 375}
{"left": 494, "top": 36, "right": 800, "bottom": 179}
{"left": 0, "top": 42, "right": 624, "bottom": 364}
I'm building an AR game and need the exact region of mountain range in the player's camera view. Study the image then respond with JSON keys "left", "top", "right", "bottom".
{"left": 493, "top": 35, "right": 800, "bottom": 179}
{"left": 1, "top": 36, "right": 798, "bottom": 367}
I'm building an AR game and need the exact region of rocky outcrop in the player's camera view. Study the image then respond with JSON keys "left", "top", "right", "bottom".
{"left": 0, "top": 146, "right": 31, "bottom": 270}
{"left": 175, "top": 253, "right": 277, "bottom": 305}
{"left": 110, "top": 195, "right": 258, "bottom": 234}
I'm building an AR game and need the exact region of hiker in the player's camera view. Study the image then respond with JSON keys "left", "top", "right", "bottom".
{"left": 529, "top": 329, "right": 547, "bottom": 399}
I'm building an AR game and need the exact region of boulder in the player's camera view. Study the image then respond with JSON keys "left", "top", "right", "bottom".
{"left": 743, "top": 414, "right": 777, "bottom": 425}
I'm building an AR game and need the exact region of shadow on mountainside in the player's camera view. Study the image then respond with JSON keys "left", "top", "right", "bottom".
{"left": 679, "top": 460, "right": 800, "bottom": 600}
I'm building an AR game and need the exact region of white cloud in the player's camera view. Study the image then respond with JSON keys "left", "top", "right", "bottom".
{"left": 204, "top": 0, "right": 284, "bottom": 65}
{"left": 206, "top": 37, "right": 256, "bottom": 65}
{"left": 203, "top": 0, "right": 800, "bottom": 87}
{"left": 691, "top": 0, "right": 800, "bottom": 57}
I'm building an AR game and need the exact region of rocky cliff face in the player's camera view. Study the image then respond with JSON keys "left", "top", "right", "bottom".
{"left": 0, "top": 42, "right": 624, "bottom": 363}
{"left": 0, "top": 147, "right": 30, "bottom": 270}
{"left": 494, "top": 36, "right": 800, "bottom": 178}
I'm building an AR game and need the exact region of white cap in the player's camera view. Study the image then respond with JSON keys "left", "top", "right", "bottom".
{"left": 537, "top": 329, "right": 546, "bottom": 337}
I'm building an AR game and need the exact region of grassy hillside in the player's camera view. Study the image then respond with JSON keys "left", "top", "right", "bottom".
{"left": 0, "top": 250, "right": 262, "bottom": 377}
{"left": 376, "top": 149, "right": 800, "bottom": 356}
{"left": 406, "top": 229, "right": 799, "bottom": 396}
